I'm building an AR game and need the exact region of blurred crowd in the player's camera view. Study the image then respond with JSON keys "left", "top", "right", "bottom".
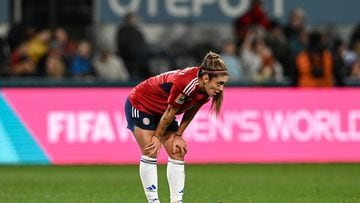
{"left": 228, "top": 0, "right": 357, "bottom": 87}
{"left": 0, "top": 22, "right": 130, "bottom": 82}
{"left": 1, "top": 0, "right": 360, "bottom": 87}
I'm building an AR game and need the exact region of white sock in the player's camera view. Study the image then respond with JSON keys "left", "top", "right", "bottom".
{"left": 140, "top": 155, "right": 159, "bottom": 202}
{"left": 167, "top": 158, "right": 185, "bottom": 203}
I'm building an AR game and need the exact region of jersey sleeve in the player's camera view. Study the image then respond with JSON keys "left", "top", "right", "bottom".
{"left": 167, "top": 72, "right": 198, "bottom": 108}
{"left": 167, "top": 85, "right": 186, "bottom": 108}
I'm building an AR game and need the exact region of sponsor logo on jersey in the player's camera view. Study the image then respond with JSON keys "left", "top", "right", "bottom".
{"left": 175, "top": 94, "right": 186, "bottom": 104}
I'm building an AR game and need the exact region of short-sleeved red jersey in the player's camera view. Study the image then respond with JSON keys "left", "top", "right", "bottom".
{"left": 129, "top": 67, "right": 210, "bottom": 115}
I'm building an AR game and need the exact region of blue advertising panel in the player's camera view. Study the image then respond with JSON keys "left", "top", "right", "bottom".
{"left": 100, "top": 0, "right": 360, "bottom": 24}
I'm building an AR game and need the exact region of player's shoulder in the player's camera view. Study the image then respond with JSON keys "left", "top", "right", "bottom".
{"left": 178, "top": 66, "right": 200, "bottom": 76}
{"left": 159, "top": 66, "right": 199, "bottom": 78}
{"left": 174, "top": 67, "right": 200, "bottom": 96}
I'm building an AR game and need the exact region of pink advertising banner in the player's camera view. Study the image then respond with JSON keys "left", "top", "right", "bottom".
{"left": 2, "top": 88, "right": 360, "bottom": 164}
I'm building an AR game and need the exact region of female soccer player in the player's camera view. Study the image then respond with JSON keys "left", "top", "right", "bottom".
{"left": 125, "top": 51, "right": 228, "bottom": 203}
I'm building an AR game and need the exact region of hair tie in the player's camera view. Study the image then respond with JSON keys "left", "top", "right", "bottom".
{"left": 202, "top": 70, "right": 228, "bottom": 74}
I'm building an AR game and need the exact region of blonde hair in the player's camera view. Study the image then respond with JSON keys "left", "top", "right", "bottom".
{"left": 199, "top": 51, "right": 228, "bottom": 116}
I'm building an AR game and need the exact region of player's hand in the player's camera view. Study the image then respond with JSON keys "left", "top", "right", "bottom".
{"left": 145, "top": 135, "right": 161, "bottom": 158}
{"left": 172, "top": 135, "right": 187, "bottom": 156}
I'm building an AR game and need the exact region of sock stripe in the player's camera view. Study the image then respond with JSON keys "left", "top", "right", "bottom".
{"left": 168, "top": 158, "right": 184, "bottom": 165}
{"left": 141, "top": 159, "right": 157, "bottom": 165}
{"left": 141, "top": 155, "right": 157, "bottom": 165}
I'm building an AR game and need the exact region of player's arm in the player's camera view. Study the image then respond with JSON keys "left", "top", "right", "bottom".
{"left": 145, "top": 92, "right": 183, "bottom": 157}
{"left": 176, "top": 102, "right": 204, "bottom": 137}
{"left": 156, "top": 86, "right": 189, "bottom": 137}
{"left": 154, "top": 104, "right": 181, "bottom": 138}
{"left": 169, "top": 102, "right": 205, "bottom": 156}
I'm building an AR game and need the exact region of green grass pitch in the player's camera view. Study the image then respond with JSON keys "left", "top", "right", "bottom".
{"left": 0, "top": 164, "right": 360, "bottom": 202}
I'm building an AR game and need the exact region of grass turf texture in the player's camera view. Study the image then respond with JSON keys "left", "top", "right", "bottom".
{"left": 0, "top": 164, "right": 359, "bottom": 203}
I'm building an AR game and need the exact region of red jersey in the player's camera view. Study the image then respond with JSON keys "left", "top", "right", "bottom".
{"left": 129, "top": 67, "right": 210, "bottom": 115}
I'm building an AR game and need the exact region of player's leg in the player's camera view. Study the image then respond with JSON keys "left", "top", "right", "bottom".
{"left": 125, "top": 98, "right": 160, "bottom": 203}
{"left": 133, "top": 127, "right": 161, "bottom": 203}
{"left": 162, "top": 133, "right": 185, "bottom": 203}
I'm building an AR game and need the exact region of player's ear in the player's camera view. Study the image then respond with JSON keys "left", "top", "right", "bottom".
{"left": 202, "top": 74, "right": 209, "bottom": 84}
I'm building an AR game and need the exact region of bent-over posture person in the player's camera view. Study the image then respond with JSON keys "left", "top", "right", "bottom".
{"left": 125, "top": 51, "right": 229, "bottom": 203}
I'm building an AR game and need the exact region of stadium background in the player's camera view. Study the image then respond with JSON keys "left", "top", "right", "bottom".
{"left": 1, "top": 1, "right": 360, "bottom": 202}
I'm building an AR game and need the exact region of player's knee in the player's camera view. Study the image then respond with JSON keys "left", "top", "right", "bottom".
{"left": 143, "top": 151, "right": 158, "bottom": 159}
{"left": 169, "top": 149, "right": 185, "bottom": 160}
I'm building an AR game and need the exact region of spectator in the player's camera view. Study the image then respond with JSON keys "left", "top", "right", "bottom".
{"left": 93, "top": 48, "right": 130, "bottom": 81}
{"left": 331, "top": 39, "right": 346, "bottom": 86}
{"left": 69, "top": 40, "right": 93, "bottom": 78}
{"left": 52, "top": 27, "right": 77, "bottom": 63}
{"left": 10, "top": 42, "right": 36, "bottom": 76}
{"left": 349, "top": 23, "right": 360, "bottom": 52}
{"left": 287, "top": 27, "right": 309, "bottom": 87}
{"left": 27, "top": 28, "right": 52, "bottom": 66}
{"left": 284, "top": 8, "right": 306, "bottom": 42}
{"left": 253, "top": 38, "right": 284, "bottom": 83}
{"left": 233, "top": 0, "right": 270, "bottom": 47}
{"left": 349, "top": 60, "right": 360, "bottom": 79}
{"left": 289, "top": 27, "right": 309, "bottom": 56}
{"left": 220, "top": 39, "right": 243, "bottom": 82}
{"left": 36, "top": 44, "right": 67, "bottom": 78}
{"left": 284, "top": 8, "right": 308, "bottom": 71}
{"left": 240, "top": 29, "right": 283, "bottom": 83}
{"left": 266, "top": 20, "right": 292, "bottom": 79}
{"left": 344, "top": 39, "right": 360, "bottom": 79}
{"left": 7, "top": 20, "right": 39, "bottom": 52}
{"left": 45, "top": 54, "right": 66, "bottom": 79}
{"left": 295, "top": 31, "right": 334, "bottom": 87}
{"left": 116, "top": 12, "right": 150, "bottom": 80}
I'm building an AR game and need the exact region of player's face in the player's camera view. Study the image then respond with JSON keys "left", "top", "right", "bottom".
{"left": 203, "top": 75, "right": 229, "bottom": 97}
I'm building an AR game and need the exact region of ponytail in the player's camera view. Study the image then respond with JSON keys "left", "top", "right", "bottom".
{"left": 199, "top": 51, "right": 228, "bottom": 116}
